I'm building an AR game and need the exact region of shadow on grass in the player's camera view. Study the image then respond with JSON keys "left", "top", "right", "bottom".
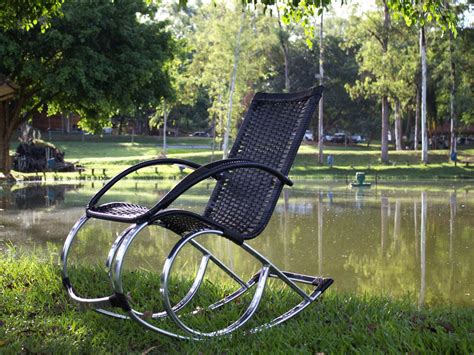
{"left": 1, "top": 253, "right": 473, "bottom": 353}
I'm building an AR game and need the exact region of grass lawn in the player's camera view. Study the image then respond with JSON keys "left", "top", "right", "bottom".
{"left": 8, "top": 135, "right": 474, "bottom": 181}
{"left": 1, "top": 251, "right": 473, "bottom": 353}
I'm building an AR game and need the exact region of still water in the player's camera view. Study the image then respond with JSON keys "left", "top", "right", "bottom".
{"left": 0, "top": 180, "right": 472, "bottom": 306}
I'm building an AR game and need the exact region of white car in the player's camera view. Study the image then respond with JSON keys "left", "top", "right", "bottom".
{"left": 304, "top": 130, "right": 314, "bottom": 141}
{"left": 324, "top": 134, "right": 333, "bottom": 142}
{"left": 351, "top": 135, "right": 365, "bottom": 143}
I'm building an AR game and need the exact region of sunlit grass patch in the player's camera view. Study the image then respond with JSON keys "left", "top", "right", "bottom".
{"left": 1, "top": 250, "right": 473, "bottom": 353}
{"left": 9, "top": 137, "right": 474, "bottom": 181}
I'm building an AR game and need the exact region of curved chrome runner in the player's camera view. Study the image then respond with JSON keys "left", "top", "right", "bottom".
{"left": 61, "top": 87, "right": 333, "bottom": 339}
{"left": 108, "top": 229, "right": 333, "bottom": 339}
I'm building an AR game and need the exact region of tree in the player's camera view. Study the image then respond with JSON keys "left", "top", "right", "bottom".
{"left": 244, "top": 0, "right": 458, "bottom": 159}
{"left": 0, "top": 0, "right": 63, "bottom": 31}
{"left": 148, "top": 2, "right": 211, "bottom": 153}
{"left": 150, "top": 38, "right": 194, "bottom": 154}
{"left": 264, "top": 14, "right": 378, "bottom": 140}
{"left": 427, "top": 2, "right": 471, "bottom": 156}
{"left": 0, "top": 0, "right": 174, "bottom": 177}
{"left": 317, "top": 11, "right": 325, "bottom": 164}
{"left": 343, "top": 1, "right": 394, "bottom": 163}
{"left": 187, "top": 2, "right": 278, "bottom": 157}
{"left": 223, "top": 12, "right": 245, "bottom": 159}
{"left": 387, "top": 0, "right": 458, "bottom": 163}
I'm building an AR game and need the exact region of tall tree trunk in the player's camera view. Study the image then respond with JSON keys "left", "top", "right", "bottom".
{"left": 404, "top": 109, "right": 412, "bottom": 144}
{"left": 0, "top": 136, "right": 11, "bottom": 177}
{"left": 318, "top": 11, "right": 324, "bottom": 165}
{"left": 420, "top": 26, "right": 428, "bottom": 163}
{"left": 317, "top": 191, "right": 323, "bottom": 274}
{"left": 163, "top": 99, "right": 168, "bottom": 155}
{"left": 394, "top": 98, "right": 403, "bottom": 150}
{"left": 222, "top": 13, "right": 244, "bottom": 159}
{"left": 211, "top": 93, "right": 222, "bottom": 161}
{"left": 0, "top": 101, "right": 19, "bottom": 178}
{"left": 277, "top": 7, "right": 290, "bottom": 93}
{"left": 381, "top": 96, "right": 389, "bottom": 163}
{"left": 414, "top": 85, "right": 420, "bottom": 150}
{"left": 118, "top": 116, "right": 124, "bottom": 135}
{"left": 449, "top": 30, "right": 457, "bottom": 157}
{"left": 380, "top": 1, "right": 390, "bottom": 163}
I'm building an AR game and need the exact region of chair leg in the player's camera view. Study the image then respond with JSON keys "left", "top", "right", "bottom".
{"left": 110, "top": 229, "right": 333, "bottom": 338}
{"left": 62, "top": 219, "right": 210, "bottom": 321}
{"left": 161, "top": 237, "right": 333, "bottom": 337}
{"left": 248, "top": 274, "right": 333, "bottom": 334}
{"left": 110, "top": 225, "right": 239, "bottom": 322}
{"left": 160, "top": 231, "right": 270, "bottom": 337}
{"left": 61, "top": 215, "right": 129, "bottom": 319}
{"left": 66, "top": 222, "right": 334, "bottom": 338}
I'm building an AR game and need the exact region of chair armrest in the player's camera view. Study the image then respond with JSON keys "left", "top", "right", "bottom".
{"left": 87, "top": 158, "right": 202, "bottom": 209}
{"left": 144, "top": 159, "right": 293, "bottom": 218}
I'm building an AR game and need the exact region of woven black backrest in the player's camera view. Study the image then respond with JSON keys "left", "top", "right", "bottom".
{"left": 204, "top": 86, "right": 323, "bottom": 239}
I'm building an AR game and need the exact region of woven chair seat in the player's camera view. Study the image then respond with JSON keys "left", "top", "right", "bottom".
{"left": 62, "top": 87, "right": 332, "bottom": 340}
{"left": 90, "top": 202, "right": 149, "bottom": 219}
{"left": 155, "top": 211, "right": 215, "bottom": 237}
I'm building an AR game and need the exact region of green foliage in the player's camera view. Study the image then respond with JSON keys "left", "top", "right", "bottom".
{"left": 186, "top": 1, "right": 279, "bottom": 140}
{"left": 344, "top": 8, "right": 419, "bottom": 108}
{"left": 0, "top": 0, "right": 175, "bottom": 133}
{"left": 0, "top": 0, "right": 64, "bottom": 31}
{"left": 430, "top": 26, "right": 474, "bottom": 126}
{"left": 244, "top": 0, "right": 347, "bottom": 47}
{"left": 387, "top": 0, "right": 458, "bottom": 34}
{"left": 456, "top": 29, "right": 474, "bottom": 125}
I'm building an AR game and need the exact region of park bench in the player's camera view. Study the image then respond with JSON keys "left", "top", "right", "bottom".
{"left": 455, "top": 155, "right": 474, "bottom": 167}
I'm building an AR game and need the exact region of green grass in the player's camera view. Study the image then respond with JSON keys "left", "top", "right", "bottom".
{"left": 9, "top": 136, "right": 474, "bottom": 181}
{"left": 1, "top": 250, "right": 473, "bottom": 353}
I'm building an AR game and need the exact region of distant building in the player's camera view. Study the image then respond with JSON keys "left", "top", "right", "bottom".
{"left": 31, "top": 111, "right": 81, "bottom": 133}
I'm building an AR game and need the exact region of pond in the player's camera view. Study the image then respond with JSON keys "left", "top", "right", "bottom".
{"left": 0, "top": 180, "right": 472, "bottom": 307}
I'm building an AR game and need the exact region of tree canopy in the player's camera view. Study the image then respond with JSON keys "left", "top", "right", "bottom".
{"left": 0, "top": 0, "right": 175, "bottom": 175}
{"left": 0, "top": 0, "right": 64, "bottom": 31}
{"left": 1, "top": 0, "right": 471, "bottom": 176}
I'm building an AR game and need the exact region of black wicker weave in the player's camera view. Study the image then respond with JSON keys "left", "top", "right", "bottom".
{"left": 62, "top": 86, "right": 330, "bottom": 339}
{"left": 86, "top": 86, "right": 323, "bottom": 244}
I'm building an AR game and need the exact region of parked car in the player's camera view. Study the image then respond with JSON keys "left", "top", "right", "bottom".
{"left": 189, "top": 131, "right": 210, "bottom": 137}
{"left": 304, "top": 130, "right": 314, "bottom": 141}
{"left": 351, "top": 134, "right": 366, "bottom": 143}
{"left": 324, "top": 134, "right": 333, "bottom": 142}
{"left": 332, "top": 132, "right": 347, "bottom": 144}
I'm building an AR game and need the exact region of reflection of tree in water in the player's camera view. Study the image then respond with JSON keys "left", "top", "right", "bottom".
{"left": 419, "top": 191, "right": 427, "bottom": 307}
{"left": 1, "top": 184, "right": 81, "bottom": 209}
{"left": 343, "top": 190, "right": 472, "bottom": 306}
{"left": 380, "top": 193, "right": 389, "bottom": 254}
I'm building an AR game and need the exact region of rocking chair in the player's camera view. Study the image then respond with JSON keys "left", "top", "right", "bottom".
{"left": 61, "top": 86, "right": 333, "bottom": 339}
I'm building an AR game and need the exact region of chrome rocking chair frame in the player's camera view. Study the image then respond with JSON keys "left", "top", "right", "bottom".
{"left": 61, "top": 86, "right": 333, "bottom": 339}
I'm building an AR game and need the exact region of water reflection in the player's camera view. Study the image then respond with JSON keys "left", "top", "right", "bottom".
{"left": 0, "top": 181, "right": 472, "bottom": 306}
{"left": 419, "top": 191, "right": 427, "bottom": 307}
{"left": 0, "top": 184, "right": 78, "bottom": 209}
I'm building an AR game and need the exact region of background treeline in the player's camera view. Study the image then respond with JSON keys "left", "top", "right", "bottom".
{"left": 1, "top": 0, "right": 472, "bottom": 175}
{"left": 158, "top": 1, "right": 472, "bottom": 144}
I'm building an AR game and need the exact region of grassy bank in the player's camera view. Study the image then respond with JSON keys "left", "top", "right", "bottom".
{"left": 1, "top": 251, "right": 473, "bottom": 353}
{"left": 9, "top": 136, "right": 474, "bottom": 181}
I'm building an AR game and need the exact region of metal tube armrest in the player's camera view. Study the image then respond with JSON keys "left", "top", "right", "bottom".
{"left": 87, "top": 158, "right": 202, "bottom": 209}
